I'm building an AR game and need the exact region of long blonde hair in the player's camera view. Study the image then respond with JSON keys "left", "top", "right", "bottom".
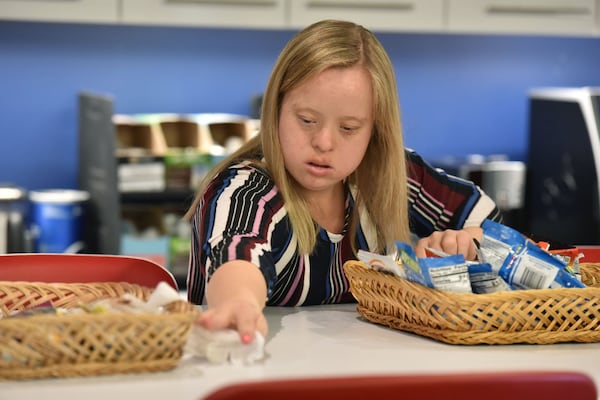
{"left": 186, "top": 19, "right": 411, "bottom": 254}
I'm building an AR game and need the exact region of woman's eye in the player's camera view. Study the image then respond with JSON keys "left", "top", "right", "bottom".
{"left": 341, "top": 126, "right": 357, "bottom": 134}
{"left": 299, "top": 116, "right": 314, "bottom": 125}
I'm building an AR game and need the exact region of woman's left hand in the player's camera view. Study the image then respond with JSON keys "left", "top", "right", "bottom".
{"left": 414, "top": 226, "right": 483, "bottom": 261}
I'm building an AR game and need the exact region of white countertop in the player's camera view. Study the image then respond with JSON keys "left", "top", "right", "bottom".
{"left": 2, "top": 303, "right": 600, "bottom": 400}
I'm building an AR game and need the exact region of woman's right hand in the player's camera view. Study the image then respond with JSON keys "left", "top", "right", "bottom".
{"left": 196, "top": 295, "right": 268, "bottom": 344}
{"left": 197, "top": 260, "right": 269, "bottom": 343}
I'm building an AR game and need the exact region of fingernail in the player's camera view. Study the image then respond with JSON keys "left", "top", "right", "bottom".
{"left": 196, "top": 315, "right": 210, "bottom": 326}
{"left": 241, "top": 334, "right": 252, "bottom": 344}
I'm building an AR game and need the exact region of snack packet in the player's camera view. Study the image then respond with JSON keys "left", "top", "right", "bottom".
{"left": 479, "top": 220, "right": 585, "bottom": 290}
{"left": 531, "top": 238, "right": 583, "bottom": 281}
{"left": 418, "top": 254, "right": 473, "bottom": 293}
{"left": 467, "top": 262, "right": 513, "bottom": 294}
{"left": 395, "top": 241, "right": 473, "bottom": 293}
{"left": 422, "top": 243, "right": 513, "bottom": 294}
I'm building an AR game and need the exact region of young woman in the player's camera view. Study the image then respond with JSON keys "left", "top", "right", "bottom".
{"left": 186, "top": 19, "right": 501, "bottom": 343}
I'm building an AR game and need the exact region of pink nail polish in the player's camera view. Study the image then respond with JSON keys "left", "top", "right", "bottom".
{"left": 242, "top": 334, "right": 252, "bottom": 344}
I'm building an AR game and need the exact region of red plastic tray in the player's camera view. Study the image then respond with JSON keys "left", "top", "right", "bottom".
{"left": 0, "top": 253, "right": 178, "bottom": 290}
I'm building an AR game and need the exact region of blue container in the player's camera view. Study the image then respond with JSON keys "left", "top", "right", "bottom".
{"left": 29, "top": 189, "right": 90, "bottom": 253}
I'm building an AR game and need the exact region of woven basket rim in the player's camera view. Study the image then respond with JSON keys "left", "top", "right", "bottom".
{"left": 343, "top": 260, "right": 600, "bottom": 345}
{"left": 0, "top": 280, "right": 198, "bottom": 380}
{"left": 344, "top": 261, "right": 600, "bottom": 299}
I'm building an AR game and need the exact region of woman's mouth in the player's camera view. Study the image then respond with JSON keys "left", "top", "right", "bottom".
{"left": 306, "top": 161, "right": 332, "bottom": 176}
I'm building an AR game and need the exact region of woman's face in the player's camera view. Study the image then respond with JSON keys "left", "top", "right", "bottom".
{"left": 278, "top": 65, "right": 374, "bottom": 197}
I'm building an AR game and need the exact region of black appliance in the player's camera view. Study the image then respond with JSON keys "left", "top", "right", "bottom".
{"left": 0, "top": 184, "right": 30, "bottom": 253}
{"left": 526, "top": 87, "right": 600, "bottom": 244}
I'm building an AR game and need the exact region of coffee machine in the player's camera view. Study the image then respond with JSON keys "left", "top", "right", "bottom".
{"left": 525, "top": 87, "right": 600, "bottom": 245}
{"left": 433, "top": 155, "right": 527, "bottom": 231}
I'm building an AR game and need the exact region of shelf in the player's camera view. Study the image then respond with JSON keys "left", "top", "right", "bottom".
{"left": 119, "top": 189, "right": 196, "bottom": 206}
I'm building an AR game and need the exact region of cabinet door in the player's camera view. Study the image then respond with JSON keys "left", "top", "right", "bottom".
{"left": 448, "top": 0, "right": 598, "bottom": 36}
{"left": 0, "top": 0, "right": 119, "bottom": 24}
{"left": 289, "top": 0, "right": 445, "bottom": 32}
{"left": 121, "top": 0, "right": 287, "bottom": 29}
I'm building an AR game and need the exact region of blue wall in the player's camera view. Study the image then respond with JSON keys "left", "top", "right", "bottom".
{"left": 1, "top": 20, "right": 600, "bottom": 191}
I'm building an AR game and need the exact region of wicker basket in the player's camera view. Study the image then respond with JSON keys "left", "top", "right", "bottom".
{"left": 343, "top": 261, "right": 600, "bottom": 345}
{"left": 0, "top": 281, "right": 199, "bottom": 380}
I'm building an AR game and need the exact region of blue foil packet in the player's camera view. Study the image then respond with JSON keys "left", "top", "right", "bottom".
{"left": 468, "top": 262, "right": 513, "bottom": 294}
{"left": 394, "top": 241, "right": 472, "bottom": 293}
{"left": 479, "top": 219, "right": 585, "bottom": 290}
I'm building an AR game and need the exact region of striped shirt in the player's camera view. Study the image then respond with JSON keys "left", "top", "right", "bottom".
{"left": 187, "top": 149, "right": 501, "bottom": 305}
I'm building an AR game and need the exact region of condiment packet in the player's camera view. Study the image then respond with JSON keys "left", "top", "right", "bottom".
{"left": 84, "top": 281, "right": 183, "bottom": 314}
{"left": 357, "top": 249, "right": 406, "bottom": 278}
{"left": 8, "top": 301, "right": 66, "bottom": 318}
{"left": 119, "top": 281, "right": 183, "bottom": 313}
{"left": 185, "top": 327, "right": 265, "bottom": 365}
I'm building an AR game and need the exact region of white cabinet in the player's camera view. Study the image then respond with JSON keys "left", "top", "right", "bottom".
{"left": 447, "top": 0, "right": 598, "bottom": 36}
{"left": 289, "top": 0, "right": 445, "bottom": 32}
{"left": 1, "top": 0, "right": 599, "bottom": 37}
{"left": 120, "top": 0, "right": 287, "bottom": 29}
{"left": 0, "top": 0, "right": 119, "bottom": 24}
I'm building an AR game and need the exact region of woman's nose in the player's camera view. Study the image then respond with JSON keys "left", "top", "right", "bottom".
{"left": 311, "top": 125, "right": 334, "bottom": 152}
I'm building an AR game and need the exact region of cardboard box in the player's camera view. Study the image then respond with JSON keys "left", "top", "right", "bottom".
{"left": 113, "top": 114, "right": 170, "bottom": 156}
{"left": 114, "top": 113, "right": 254, "bottom": 157}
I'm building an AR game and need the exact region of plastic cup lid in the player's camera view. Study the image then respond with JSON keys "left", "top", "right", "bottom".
{"left": 0, "top": 186, "right": 26, "bottom": 202}
{"left": 29, "top": 189, "right": 90, "bottom": 204}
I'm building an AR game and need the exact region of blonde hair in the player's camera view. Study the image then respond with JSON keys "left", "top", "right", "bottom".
{"left": 186, "top": 19, "right": 410, "bottom": 254}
